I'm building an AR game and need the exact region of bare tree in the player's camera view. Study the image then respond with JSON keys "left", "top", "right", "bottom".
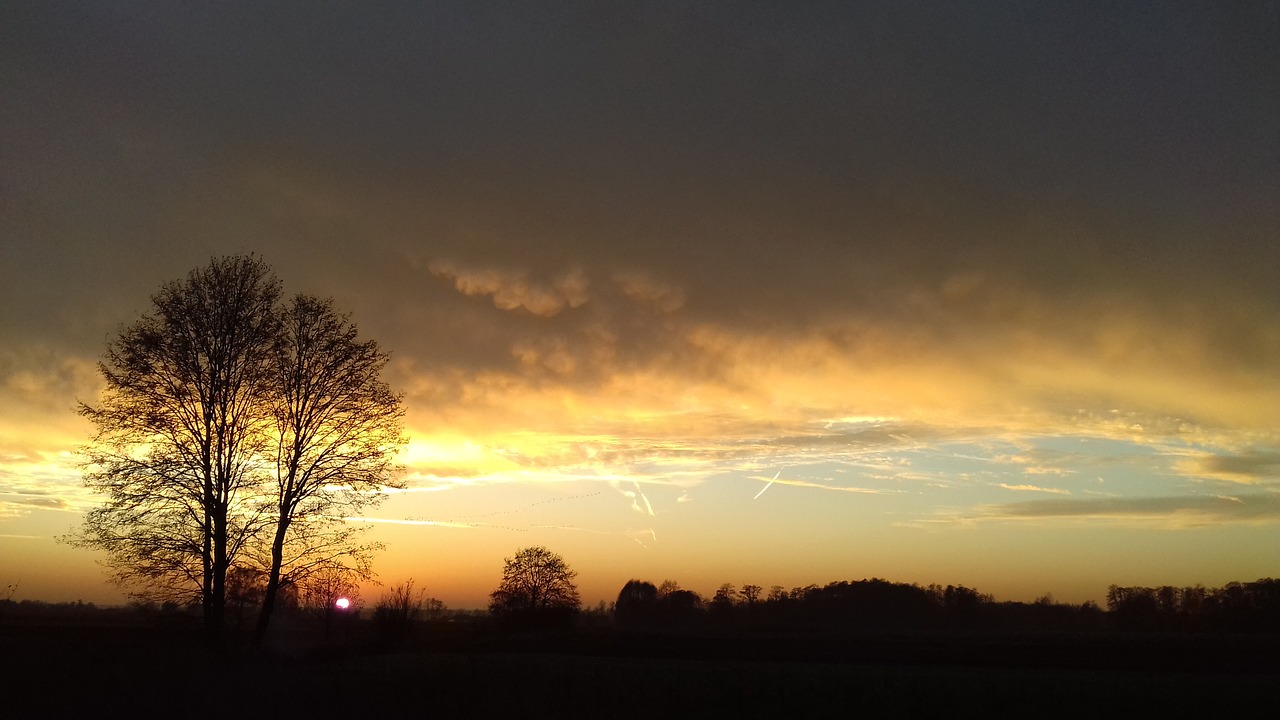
{"left": 68, "top": 256, "right": 404, "bottom": 651}
{"left": 300, "top": 567, "right": 363, "bottom": 611}
{"left": 252, "top": 294, "right": 404, "bottom": 649}
{"left": 712, "top": 583, "right": 738, "bottom": 608}
{"left": 226, "top": 565, "right": 267, "bottom": 630}
{"left": 489, "top": 546, "right": 581, "bottom": 625}
{"left": 376, "top": 579, "right": 426, "bottom": 623}
{"left": 656, "top": 579, "right": 682, "bottom": 599}
{"left": 70, "top": 256, "right": 281, "bottom": 648}
{"left": 373, "top": 578, "right": 444, "bottom": 642}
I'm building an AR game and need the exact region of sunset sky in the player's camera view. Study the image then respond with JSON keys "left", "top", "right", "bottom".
{"left": 2, "top": 2, "right": 1277, "bottom": 609}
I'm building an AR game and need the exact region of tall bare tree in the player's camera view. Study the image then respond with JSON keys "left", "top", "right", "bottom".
{"left": 72, "top": 256, "right": 281, "bottom": 648}
{"left": 252, "top": 294, "right": 405, "bottom": 649}
{"left": 70, "top": 256, "right": 405, "bottom": 651}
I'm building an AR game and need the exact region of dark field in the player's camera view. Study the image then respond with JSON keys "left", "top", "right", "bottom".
{"left": 3, "top": 612, "right": 1276, "bottom": 718}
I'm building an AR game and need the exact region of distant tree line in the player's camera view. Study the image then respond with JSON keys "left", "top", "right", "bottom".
{"left": 616, "top": 578, "right": 1099, "bottom": 634}
{"left": 1106, "top": 580, "right": 1280, "bottom": 633}
{"left": 7, "top": 573, "right": 1280, "bottom": 644}
{"left": 616, "top": 577, "right": 1280, "bottom": 635}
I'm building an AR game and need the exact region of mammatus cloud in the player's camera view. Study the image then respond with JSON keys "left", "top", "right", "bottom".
{"left": 428, "top": 260, "right": 589, "bottom": 317}
{"left": 0, "top": 348, "right": 101, "bottom": 414}
{"left": 512, "top": 337, "right": 581, "bottom": 377}
{"left": 612, "top": 271, "right": 686, "bottom": 313}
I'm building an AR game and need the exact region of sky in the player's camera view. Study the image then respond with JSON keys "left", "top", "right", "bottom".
{"left": 2, "top": 1, "right": 1277, "bottom": 610}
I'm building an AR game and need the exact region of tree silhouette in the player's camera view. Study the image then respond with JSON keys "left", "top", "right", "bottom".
{"left": 226, "top": 565, "right": 267, "bottom": 630}
{"left": 710, "top": 583, "right": 738, "bottom": 617}
{"left": 71, "top": 256, "right": 281, "bottom": 648}
{"left": 68, "top": 255, "right": 404, "bottom": 650}
{"left": 489, "top": 546, "right": 581, "bottom": 627}
{"left": 615, "top": 579, "right": 659, "bottom": 626}
{"left": 663, "top": 588, "right": 704, "bottom": 618}
{"left": 373, "top": 578, "right": 443, "bottom": 644}
{"left": 251, "top": 294, "right": 404, "bottom": 649}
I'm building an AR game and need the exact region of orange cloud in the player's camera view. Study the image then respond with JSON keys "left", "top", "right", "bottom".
{"left": 428, "top": 260, "right": 589, "bottom": 317}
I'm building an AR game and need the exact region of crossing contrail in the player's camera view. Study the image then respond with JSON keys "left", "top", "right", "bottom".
{"left": 753, "top": 470, "right": 780, "bottom": 500}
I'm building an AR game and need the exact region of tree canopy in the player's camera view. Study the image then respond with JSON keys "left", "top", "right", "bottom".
{"left": 489, "top": 546, "right": 581, "bottom": 626}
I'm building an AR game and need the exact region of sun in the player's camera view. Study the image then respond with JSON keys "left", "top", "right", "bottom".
{"left": 334, "top": 597, "right": 351, "bottom": 610}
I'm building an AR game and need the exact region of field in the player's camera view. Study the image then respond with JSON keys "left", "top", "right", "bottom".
{"left": 2, "top": 611, "right": 1276, "bottom": 718}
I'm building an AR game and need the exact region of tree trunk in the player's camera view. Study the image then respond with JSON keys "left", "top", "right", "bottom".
{"left": 251, "top": 516, "right": 290, "bottom": 651}
{"left": 207, "top": 505, "right": 229, "bottom": 651}
{"left": 202, "top": 505, "right": 217, "bottom": 649}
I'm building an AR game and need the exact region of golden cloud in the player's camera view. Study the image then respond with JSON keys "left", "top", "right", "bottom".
{"left": 428, "top": 260, "right": 589, "bottom": 317}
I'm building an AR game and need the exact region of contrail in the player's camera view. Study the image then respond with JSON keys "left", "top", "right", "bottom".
{"left": 342, "top": 517, "right": 480, "bottom": 529}
{"left": 753, "top": 470, "right": 780, "bottom": 500}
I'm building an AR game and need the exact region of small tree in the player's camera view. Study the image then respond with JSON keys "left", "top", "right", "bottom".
{"left": 226, "top": 566, "right": 267, "bottom": 630}
{"left": 373, "top": 578, "right": 442, "bottom": 643}
{"left": 300, "top": 567, "right": 362, "bottom": 612}
{"left": 656, "top": 579, "right": 682, "bottom": 599}
{"left": 298, "top": 568, "right": 361, "bottom": 643}
{"left": 711, "top": 583, "right": 738, "bottom": 613}
{"left": 489, "top": 546, "right": 580, "bottom": 627}
{"left": 615, "top": 579, "right": 658, "bottom": 626}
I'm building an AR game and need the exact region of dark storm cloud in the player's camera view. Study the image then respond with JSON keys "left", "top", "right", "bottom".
{"left": 8, "top": 6, "right": 1276, "bottom": 247}
{"left": 2, "top": 1, "right": 1277, "bottom": 420}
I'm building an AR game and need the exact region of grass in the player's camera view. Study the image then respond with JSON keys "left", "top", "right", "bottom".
{"left": 2, "top": 612, "right": 1276, "bottom": 718}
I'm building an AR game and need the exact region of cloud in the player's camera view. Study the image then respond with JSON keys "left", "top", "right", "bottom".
{"left": 956, "top": 494, "right": 1280, "bottom": 527}
{"left": 428, "top": 260, "right": 589, "bottom": 317}
{"left": 997, "top": 483, "right": 1071, "bottom": 495}
{"left": 612, "top": 271, "right": 686, "bottom": 312}
{"left": 512, "top": 338, "right": 579, "bottom": 377}
{"left": 1175, "top": 451, "right": 1280, "bottom": 486}
{"left": 1023, "top": 466, "right": 1071, "bottom": 476}
{"left": 0, "top": 348, "right": 101, "bottom": 414}
{"left": 0, "top": 492, "right": 75, "bottom": 519}
{"left": 0, "top": 449, "right": 94, "bottom": 519}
